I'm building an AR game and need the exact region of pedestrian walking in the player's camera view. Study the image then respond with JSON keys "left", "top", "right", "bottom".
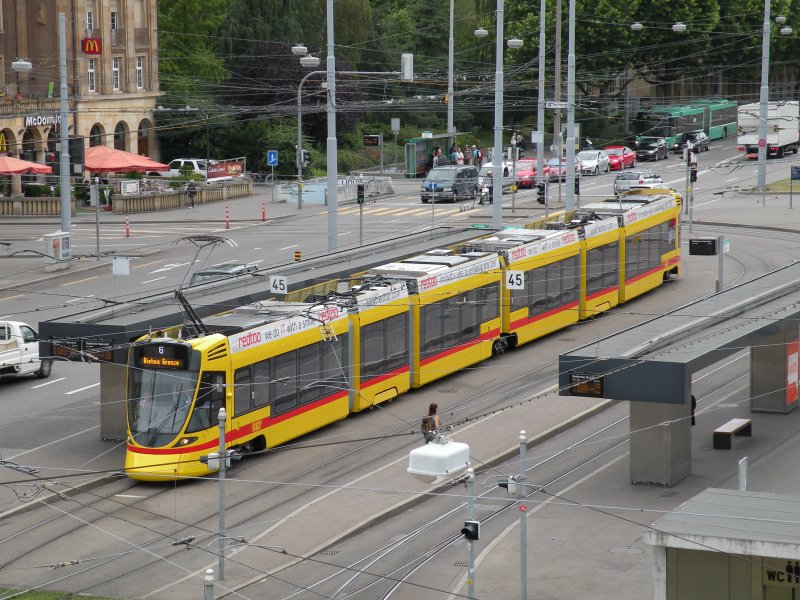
{"left": 456, "top": 146, "right": 464, "bottom": 165}
{"left": 421, "top": 403, "right": 441, "bottom": 443}
{"left": 187, "top": 181, "right": 196, "bottom": 208}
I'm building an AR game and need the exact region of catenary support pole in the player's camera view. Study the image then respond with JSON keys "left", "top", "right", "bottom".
{"left": 58, "top": 13, "right": 71, "bottom": 237}
{"left": 757, "top": 0, "right": 770, "bottom": 194}
{"left": 466, "top": 468, "right": 476, "bottom": 600}
{"left": 492, "top": 0, "right": 505, "bottom": 229}
{"left": 217, "top": 408, "right": 227, "bottom": 580}
{"left": 536, "top": 0, "right": 546, "bottom": 194}
{"left": 204, "top": 568, "right": 214, "bottom": 600}
{"left": 564, "top": 0, "right": 576, "bottom": 211}
{"left": 447, "top": 0, "right": 455, "bottom": 137}
{"left": 716, "top": 234, "right": 724, "bottom": 292}
{"left": 326, "top": 0, "right": 338, "bottom": 252}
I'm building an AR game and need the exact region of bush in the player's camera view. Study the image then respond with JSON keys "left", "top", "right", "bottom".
{"left": 23, "top": 184, "right": 52, "bottom": 197}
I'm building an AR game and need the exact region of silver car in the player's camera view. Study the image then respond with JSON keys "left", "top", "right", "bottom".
{"left": 577, "top": 150, "right": 610, "bottom": 175}
{"left": 613, "top": 169, "right": 663, "bottom": 193}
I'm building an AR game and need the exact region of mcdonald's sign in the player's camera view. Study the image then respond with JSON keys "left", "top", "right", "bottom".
{"left": 82, "top": 38, "right": 102, "bottom": 54}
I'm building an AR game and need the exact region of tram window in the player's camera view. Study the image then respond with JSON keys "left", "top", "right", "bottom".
{"left": 361, "top": 320, "right": 385, "bottom": 379}
{"left": 443, "top": 297, "right": 461, "bottom": 351}
{"left": 461, "top": 290, "right": 479, "bottom": 342}
{"left": 546, "top": 262, "right": 563, "bottom": 310}
{"left": 528, "top": 267, "right": 546, "bottom": 316}
{"left": 586, "top": 248, "right": 604, "bottom": 296}
{"left": 601, "top": 244, "right": 619, "bottom": 288}
{"left": 625, "top": 234, "right": 643, "bottom": 278}
{"left": 186, "top": 371, "right": 226, "bottom": 433}
{"left": 421, "top": 302, "right": 443, "bottom": 359}
{"left": 385, "top": 314, "right": 408, "bottom": 371}
{"left": 234, "top": 367, "right": 252, "bottom": 416}
{"left": 253, "top": 360, "right": 270, "bottom": 408}
{"left": 321, "top": 334, "right": 347, "bottom": 392}
{"left": 479, "top": 284, "right": 500, "bottom": 322}
{"left": 299, "top": 343, "right": 322, "bottom": 404}
{"left": 273, "top": 351, "right": 298, "bottom": 414}
{"left": 563, "top": 256, "right": 579, "bottom": 305}
{"left": 509, "top": 282, "right": 526, "bottom": 311}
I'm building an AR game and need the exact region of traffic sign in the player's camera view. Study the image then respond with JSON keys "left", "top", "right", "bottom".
{"left": 267, "top": 150, "right": 278, "bottom": 167}
{"left": 723, "top": 239, "right": 730, "bottom": 254}
{"left": 758, "top": 139, "right": 767, "bottom": 148}
{"left": 791, "top": 166, "right": 800, "bottom": 181}
{"left": 546, "top": 101, "right": 568, "bottom": 109}
{"left": 270, "top": 275, "right": 288, "bottom": 294}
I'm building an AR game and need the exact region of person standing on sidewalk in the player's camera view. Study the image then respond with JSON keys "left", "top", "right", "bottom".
{"left": 187, "top": 181, "right": 196, "bottom": 208}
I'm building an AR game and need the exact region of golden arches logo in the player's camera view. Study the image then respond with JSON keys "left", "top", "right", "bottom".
{"left": 82, "top": 38, "right": 101, "bottom": 54}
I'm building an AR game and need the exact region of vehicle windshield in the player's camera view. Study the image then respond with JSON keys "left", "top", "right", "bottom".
{"left": 547, "top": 159, "right": 560, "bottom": 167}
{"left": 516, "top": 160, "right": 535, "bottom": 170}
{"left": 127, "top": 366, "right": 198, "bottom": 448}
{"left": 605, "top": 148, "right": 623, "bottom": 156}
{"left": 425, "top": 169, "right": 457, "bottom": 182}
{"left": 577, "top": 151, "right": 598, "bottom": 160}
{"left": 640, "top": 141, "right": 659, "bottom": 149}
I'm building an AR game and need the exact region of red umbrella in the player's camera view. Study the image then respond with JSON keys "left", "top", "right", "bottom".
{"left": 0, "top": 155, "right": 53, "bottom": 175}
{"left": 84, "top": 145, "right": 168, "bottom": 173}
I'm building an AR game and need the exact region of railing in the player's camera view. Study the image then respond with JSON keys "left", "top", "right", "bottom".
{"left": 112, "top": 180, "right": 253, "bottom": 214}
{"left": 0, "top": 99, "right": 64, "bottom": 116}
{"left": 134, "top": 28, "right": 150, "bottom": 49}
{"left": 111, "top": 28, "right": 126, "bottom": 49}
{"left": 0, "top": 197, "right": 75, "bottom": 216}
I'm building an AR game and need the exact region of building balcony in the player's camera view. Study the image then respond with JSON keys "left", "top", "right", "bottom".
{"left": 0, "top": 98, "right": 65, "bottom": 116}
{"left": 111, "top": 28, "right": 125, "bottom": 50}
{"left": 135, "top": 28, "right": 150, "bottom": 50}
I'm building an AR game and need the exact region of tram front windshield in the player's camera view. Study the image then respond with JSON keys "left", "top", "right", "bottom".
{"left": 128, "top": 345, "right": 199, "bottom": 448}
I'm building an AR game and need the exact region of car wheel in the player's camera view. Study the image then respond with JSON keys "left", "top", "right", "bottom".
{"left": 593, "top": 167, "right": 599, "bottom": 175}
{"left": 37, "top": 360, "right": 52, "bottom": 379}
{"left": 421, "top": 198, "right": 429, "bottom": 203}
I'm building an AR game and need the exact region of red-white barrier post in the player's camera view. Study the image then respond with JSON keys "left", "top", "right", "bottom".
{"left": 125, "top": 215, "right": 130, "bottom": 238}
{"left": 261, "top": 201, "right": 266, "bottom": 222}
{"left": 225, "top": 205, "right": 230, "bottom": 229}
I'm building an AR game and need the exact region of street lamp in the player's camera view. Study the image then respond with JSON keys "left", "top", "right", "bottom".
{"left": 475, "top": 0, "right": 522, "bottom": 230}
{"left": 672, "top": 22, "right": 687, "bottom": 32}
{"left": 297, "top": 46, "right": 323, "bottom": 211}
{"left": 630, "top": 22, "right": 644, "bottom": 31}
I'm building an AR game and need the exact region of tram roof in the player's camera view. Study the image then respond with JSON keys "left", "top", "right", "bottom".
{"left": 559, "top": 260, "right": 800, "bottom": 401}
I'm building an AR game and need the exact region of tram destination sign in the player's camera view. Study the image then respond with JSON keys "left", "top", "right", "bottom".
{"left": 569, "top": 372, "right": 605, "bottom": 398}
{"left": 135, "top": 344, "right": 188, "bottom": 370}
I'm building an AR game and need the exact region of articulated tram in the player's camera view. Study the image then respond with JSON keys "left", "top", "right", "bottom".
{"left": 125, "top": 191, "right": 681, "bottom": 481}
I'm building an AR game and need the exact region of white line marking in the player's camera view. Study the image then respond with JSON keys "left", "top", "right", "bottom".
{"left": 141, "top": 277, "right": 167, "bottom": 284}
{"left": 211, "top": 260, "right": 236, "bottom": 267}
{"left": 31, "top": 377, "right": 66, "bottom": 389}
{"left": 114, "top": 494, "right": 146, "bottom": 499}
{"left": 726, "top": 177, "right": 739, "bottom": 182}
{"left": 338, "top": 231, "right": 351, "bottom": 236}
{"left": 279, "top": 245, "right": 299, "bottom": 250}
{"left": 65, "top": 383, "right": 100, "bottom": 395}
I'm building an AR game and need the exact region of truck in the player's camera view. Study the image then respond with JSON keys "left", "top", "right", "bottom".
{"left": 737, "top": 101, "right": 800, "bottom": 159}
{"left": 0, "top": 321, "right": 52, "bottom": 379}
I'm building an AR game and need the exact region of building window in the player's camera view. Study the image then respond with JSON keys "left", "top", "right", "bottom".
{"left": 111, "top": 11, "right": 119, "bottom": 30}
{"left": 112, "top": 57, "right": 120, "bottom": 91}
{"left": 86, "top": 11, "right": 94, "bottom": 32}
{"left": 136, "top": 57, "right": 143, "bottom": 89}
{"left": 88, "top": 58, "right": 96, "bottom": 92}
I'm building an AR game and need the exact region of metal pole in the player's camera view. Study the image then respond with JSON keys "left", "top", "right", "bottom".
{"left": 716, "top": 234, "right": 724, "bottom": 293}
{"left": 217, "top": 407, "right": 227, "bottom": 580}
{"left": 380, "top": 133, "right": 384, "bottom": 175}
{"left": 205, "top": 112, "right": 210, "bottom": 166}
{"left": 447, "top": 0, "right": 455, "bottom": 136}
{"left": 554, "top": 0, "right": 562, "bottom": 207}
{"left": 519, "top": 431, "right": 528, "bottom": 600}
{"left": 466, "top": 468, "right": 476, "bottom": 600}
{"left": 297, "top": 70, "right": 324, "bottom": 211}
{"left": 204, "top": 568, "right": 215, "bottom": 600}
{"left": 92, "top": 180, "right": 99, "bottom": 260}
{"left": 492, "top": 0, "right": 504, "bottom": 229}
{"left": 684, "top": 150, "right": 690, "bottom": 215}
{"left": 58, "top": 13, "right": 70, "bottom": 237}
{"left": 326, "top": 0, "right": 338, "bottom": 252}
{"left": 359, "top": 201, "right": 363, "bottom": 246}
{"left": 512, "top": 147, "right": 518, "bottom": 212}
{"left": 757, "top": 0, "right": 770, "bottom": 194}
{"left": 536, "top": 0, "right": 546, "bottom": 195}
{"left": 564, "top": 0, "right": 576, "bottom": 212}
{"left": 738, "top": 457, "right": 748, "bottom": 491}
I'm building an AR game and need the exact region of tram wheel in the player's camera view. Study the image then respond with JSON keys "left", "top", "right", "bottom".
{"left": 492, "top": 339, "right": 507, "bottom": 355}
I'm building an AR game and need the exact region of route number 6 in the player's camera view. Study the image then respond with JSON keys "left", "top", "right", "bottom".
{"left": 506, "top": 270, "right": 524, "bottom": 290}
{"left": 270, "top": 275, "right": 288, "bottom": 295}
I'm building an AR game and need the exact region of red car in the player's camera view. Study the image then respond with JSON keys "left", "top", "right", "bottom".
{"left": 604, "top": 146, "right": 636, "bottom": 171}
{"left": 515, "top": 159, "right": 538, "bottom": 187}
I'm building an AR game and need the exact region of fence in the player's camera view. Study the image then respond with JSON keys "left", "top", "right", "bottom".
{"left": 0, "top": 196, "right": 76, "bottom": 216}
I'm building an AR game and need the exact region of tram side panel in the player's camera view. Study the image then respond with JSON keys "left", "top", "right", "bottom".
{"left": 581, "top": 218, "right": 621, "bottom": 319}
{"left": 502, "top": 230, "right": 582, "bottom": 347}
{"left": 619, "top": 198, "right": 680, "bottom": 303}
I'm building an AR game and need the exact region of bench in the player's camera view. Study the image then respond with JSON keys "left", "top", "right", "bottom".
{"left": 713, "top": 418, "right": 752, "bottom": 450}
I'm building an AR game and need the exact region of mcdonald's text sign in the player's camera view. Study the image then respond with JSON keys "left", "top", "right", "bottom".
{"left": 82, "top": 38, "right": 102, "bottom": 54}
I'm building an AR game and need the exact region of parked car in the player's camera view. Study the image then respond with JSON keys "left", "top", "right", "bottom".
{"left": 420, "top": 165, "right": 479, "bottom": 203}
{"left": 577, "top": 150, "right": 610, "bottom": 175}
{"left": 515, "top": 159, "right": 539, "bottom": 188}
{"left": 190, "top": 263, "right": 258, "bottom": 285}
{"left": 613, "top": 169, "right": 664, "bottom": 193}
{"left": 167, "top": 158, "right": 208, "bottom": 178}
{"left": 604, "top": 146, "right": 637, "bottom": 170}
{"left": 636, "top": 138, "right": 669, "bottom": 161}
{"left": 478, "top": 162, "right": 516, "bottom": 192}
{"left": 672, "top": 131, "right": 710, "bottom": 153}
{"left": 545, "top": 157, "right": 582, "bottom": 182}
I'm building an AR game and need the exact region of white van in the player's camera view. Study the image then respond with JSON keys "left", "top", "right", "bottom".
{"left": 167, "top": 158, "right": 207, "bottom": 178}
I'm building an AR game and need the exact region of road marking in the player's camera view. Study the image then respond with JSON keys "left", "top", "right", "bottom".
{"left": 211, "top": 260, "right": 236, "bottom": 266}
{"left": 6, "top": 424, "right": 99, "bottom": 461}
{"left": 66, "top": 295, "right": 96, "bottom": 304}
{"left": 134, "top": 260, "right": 163, "bottom": 270}
{"left": 726, "top": 177, "right": 739, "bottom": 182}
{"left": 31, "top": 377, "right": 66, "bottom": 388}
{"left": 279, "top": 244, "right": 299, "bottom": 250}
{"left": 62, "top": 276, "right": 98, "bottom": 287}
{"left": 0, "top": 294, "right": 23, "bottom": 302}
{"left": 148, "top": 262, "right": 190, "bottom": 274}
{"left": 338, "top": 231, "right": 351, "bottom": 236}
{"left": 114, "top": 494, "right": 146, "bottom": 499}
{"left": 65, "top": 382, "right": 101, "bottom": 395}
{"left": 249, "top": 259, "right": 264, "bottom": 264}
{"left": 141, "top": 276, "right": 167, "bottom": 284}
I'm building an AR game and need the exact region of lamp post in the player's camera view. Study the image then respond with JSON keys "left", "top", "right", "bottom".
{"left": 11, "top": 58, "right": 31, "bottom": 99}
{"left": 536, "top": 0, "right": 546, "bottom": 194}
{"left": 448, "top": 0, "right": 455, "bottom": 136}
{"left": 326, "top": 0, "right": 338, "bottom": 253}
{"left": 295, "top": 46, "right": 321, "bottom": 211}
{"left": 564, "top": 0, "right": 576, "bottom": 211}
{"left": 475, "top": 4, "right": 522, "bottom": 230}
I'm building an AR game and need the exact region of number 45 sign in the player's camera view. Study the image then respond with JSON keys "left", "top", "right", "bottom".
{"left": 270, "top": 275, "right": 288, "bottom": 295}
{"left": 506, "top": 270, "right": 524, "bottom": 289}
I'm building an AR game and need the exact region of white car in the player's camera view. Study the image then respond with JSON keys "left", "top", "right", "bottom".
{"left": 167, "top": 158, "right": 207, "bottom": 178}
{"left": 577, "top": 150, "right": 610, "bottom": 175}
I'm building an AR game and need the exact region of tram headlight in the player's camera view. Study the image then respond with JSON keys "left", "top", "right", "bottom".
{"left": 175, "top": 437, "right": 198, "bottom": 447}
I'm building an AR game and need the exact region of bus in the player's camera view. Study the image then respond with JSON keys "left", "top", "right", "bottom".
{"left": 634, "top": 99, "right": 738, "bottom": 145}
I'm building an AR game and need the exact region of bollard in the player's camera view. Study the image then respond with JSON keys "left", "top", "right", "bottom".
{"left": 294, "top": 250, "right": 301, "bottom": 262}
{"left": 225, "top": 205, "right": 230, "bottom": 229}
{"left": 125, "top": 215, "right": 130, "bottom": 238}
{"left": 261, "top": 201, "right": 266, "bottom": 222}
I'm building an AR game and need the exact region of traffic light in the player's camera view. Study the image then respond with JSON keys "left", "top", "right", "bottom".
{"left": 301, "top": 150, "right": 310, "bottom": 167}
{"left": 357, "top": 183, "right": 366, "bottom": 204}
{"left": 536, "top": 182, "right": 546, "bottom": 204}
{"left": 461, "top": 520, "right": 480, "bottom": 541}
{"left": 690, "top": 168, "right": 698, "bottom": 183}
{"left": 574, "top": 177, "right": 580, "bottom": 195}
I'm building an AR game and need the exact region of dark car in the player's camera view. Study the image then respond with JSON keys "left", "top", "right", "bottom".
{"left": 636, "top": 138, "right": 669, "bottom": 161}
{"left": 420, "top": 165, "right": 479, "bottom": 203}
{"left": 672, "top": 131, "right": 710, "bottom": 153}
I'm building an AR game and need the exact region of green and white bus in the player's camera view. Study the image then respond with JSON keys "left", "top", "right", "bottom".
{"left": 634, "top": 99, "right": 737, "bottom": 145}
